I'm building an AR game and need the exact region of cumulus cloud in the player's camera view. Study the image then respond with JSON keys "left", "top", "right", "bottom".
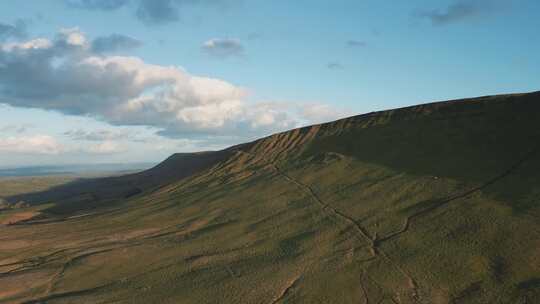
{"left": 0, "top": 135, "right": 64, "bottom": 155}
{"left": 0, "top": 19, "right": 28, "bottom": 41}
{"left": 202, "top": 38, "right": 244, "bottom": 58}
{"left": 66, "top": 0, "right": 130, "bottom": 10}
{"left": 59, "top": 27, "right": 88, "bottom": 47}
{"left": 416, "top": 0, "right": 498, "bottom": 26}
{"left": 91, "top": 34, "right": 142, "bottom": 53}
{"left": 0, "top": 28, "right": 316, "bottom": 141}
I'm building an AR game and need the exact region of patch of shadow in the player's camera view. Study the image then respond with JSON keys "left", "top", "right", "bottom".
{"left": 278, "top": 231, "right": 315, "bottom": 258}
{"left": 124, "top": 187, "right": 142, "bottom": 198}
{"left": 508, "top": 189, "right": 540, "bottom": 216}
{"left": 489, "top": 256, "right": 508, "bottom": 283}
{"left": 517, "top": 277, "right": 540, "bottom": 291}
{"left": 452, "top": 281, "right": 483, "bottom": 303}
{"left": 287, "top": 197, "right": 312, "bottom": 210}
{"left": 308, "top": 152, "right": 345, "bottom": 165}
{"left": 184, "top": 254, "right": 206, "bottom": 263}
{"left": 246, "top": 209, "right": 289, "bottom": 232}
{"left": 189, "top": 220, "right": 238, "bottom": 239}
{"left": 23, "top": 283, "right": 112, "bottom": 304}
{"left": 514, "top": 277, "right": 540, "bottom": 302}
{"left": 401, "top": 198, "right": 446, "bottom": 215}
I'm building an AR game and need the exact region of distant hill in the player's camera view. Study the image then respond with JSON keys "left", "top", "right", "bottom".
{"left": 1, "top": 91, "right": 539, "bottom": 304}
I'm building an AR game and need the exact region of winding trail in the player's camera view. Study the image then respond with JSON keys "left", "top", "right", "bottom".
{"left": 270, "top": 274, "right": 303, "bottom": 304}
{"left": 236, "top": 150, "right": 420, "bottom": 303}
{"left": 359, "top": 272, "right": 370, "bottom": 304}
{"left": 45, "top": 247, "right": 118, "bottom": 295}
{"left": 376, "top": 144, "right": 540, "bottom": 245}
{"left": 275, "top": 163, "right": 374, "bottom": 246}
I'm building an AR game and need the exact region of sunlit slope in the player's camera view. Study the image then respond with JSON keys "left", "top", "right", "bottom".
{"left": 1, "top": 92, "right": 539, "bottom": 304}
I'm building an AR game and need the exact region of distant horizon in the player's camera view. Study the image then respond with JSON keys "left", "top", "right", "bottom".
{"left": 0, "top": 162, "right": 156, "bottom": 177}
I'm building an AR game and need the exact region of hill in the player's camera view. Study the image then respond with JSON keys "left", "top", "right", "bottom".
{"left": 1, "top": 91, "right": 540, "bottom": 303}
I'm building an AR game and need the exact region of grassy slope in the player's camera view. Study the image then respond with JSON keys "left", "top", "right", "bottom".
{"left": 1, "top": 92, "right": 539, "bottom": 304}
{"left": 0, "top": 176, "right": 78, "bottom": 199}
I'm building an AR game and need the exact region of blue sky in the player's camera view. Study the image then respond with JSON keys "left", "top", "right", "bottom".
{"left": 0, "top": 0, "right": 539, "bottom": 167}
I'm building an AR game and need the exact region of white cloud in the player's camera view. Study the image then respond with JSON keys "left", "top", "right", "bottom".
{"left": 0, "top": 135, "right": 64, "bottom": 155}
{"left": 59, "top": 27, "right": 88, "bottom": 47}
{"left": 1, "top": 38, "right": 53, "bottom": 51}
{"left": 0, "top": 28, "right": 344, "bottom": 145}
{"left": 87, "top": 141, "right": 126, "bottom": 154}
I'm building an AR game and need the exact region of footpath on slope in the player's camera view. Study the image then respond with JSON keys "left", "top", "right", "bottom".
{"left": 236, "top": 150, "right": 420, "bottom": 304}
{"left": 376, "top": 143, "right": 540, "bottom": 245}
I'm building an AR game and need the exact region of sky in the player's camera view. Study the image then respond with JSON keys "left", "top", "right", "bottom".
{"left": 0, "top": 0, "right": 539, "bottom": 167}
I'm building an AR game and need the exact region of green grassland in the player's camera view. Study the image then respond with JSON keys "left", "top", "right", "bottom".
{"left": 1, "top": 92, "right": 539, "bottom": 303}
{"left": 0, "top": 176, "right": 78, "bottom": 199}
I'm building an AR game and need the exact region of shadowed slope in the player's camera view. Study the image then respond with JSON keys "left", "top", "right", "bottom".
{"left": 6, "top": 149, "right": 235, "bottom": 213}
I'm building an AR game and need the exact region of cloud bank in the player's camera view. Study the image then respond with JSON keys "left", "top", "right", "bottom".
{"left": 0, "top": 28, "right": 336, "bottom": 143}
{"left": 0, "top": 135, "right": 64, "bottom": 155}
